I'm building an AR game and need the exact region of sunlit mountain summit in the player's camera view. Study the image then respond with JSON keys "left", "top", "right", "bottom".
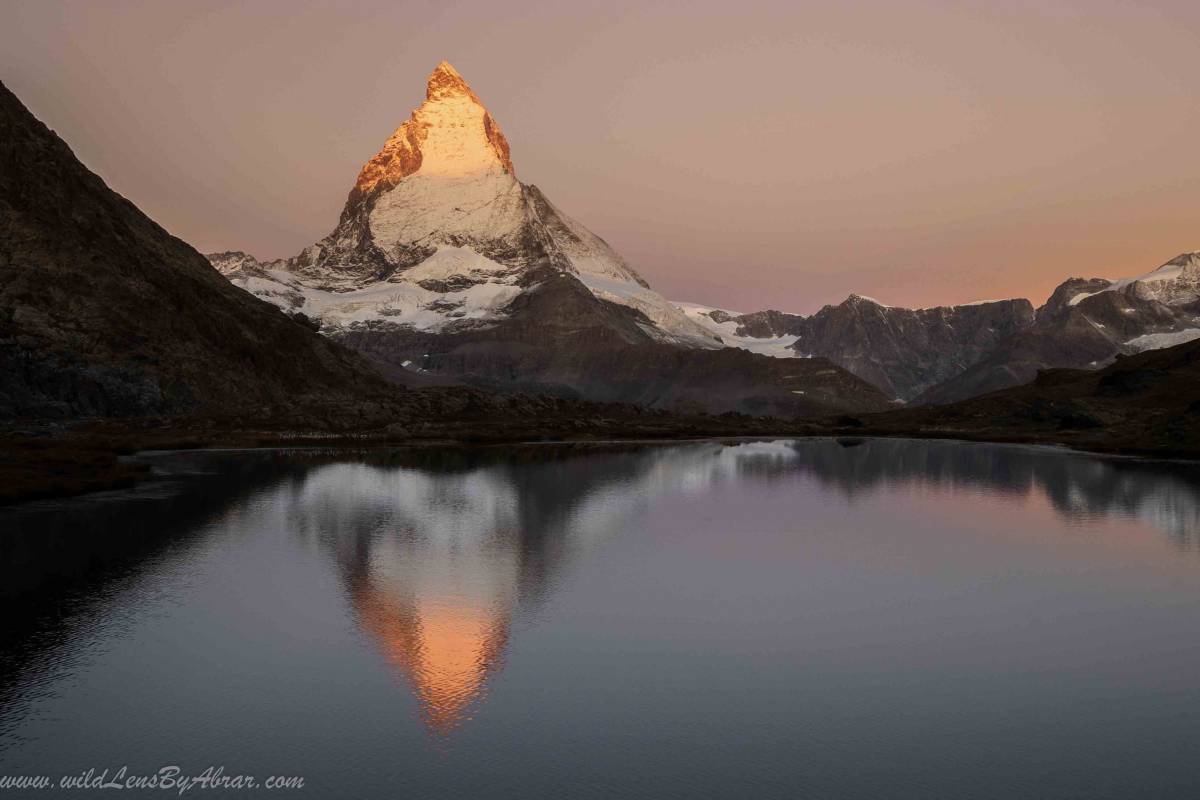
{"left": 206, "top": 63, "right": 891, "bottom": 418}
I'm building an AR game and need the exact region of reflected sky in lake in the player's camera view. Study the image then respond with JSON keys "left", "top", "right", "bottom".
{"left": 1, "top": 439, "right": 1199, "bottom": 799}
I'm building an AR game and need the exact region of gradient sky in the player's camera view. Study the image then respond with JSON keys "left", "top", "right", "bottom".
{"left": 3, "top": 0, "right": 1197, "bottom": 313}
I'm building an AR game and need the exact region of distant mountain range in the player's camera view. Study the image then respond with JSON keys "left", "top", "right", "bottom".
{"left": 679, "top": 296, "right": 1037, "bottom": 401}
{"left": 685, "top": 251, "right": 1200, "bottom": 405}
{"left": 208, "top": 63, "right": 1198, "bottom": 413}
{"left": 912, "top": 254, "right": 1200, "bottom": 404}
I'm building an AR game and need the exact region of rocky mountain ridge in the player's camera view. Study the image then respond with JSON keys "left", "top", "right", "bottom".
{"left": 682, "top": 296, "right": 1036, "bottom": 401}
{"left": 687, "top": 252, "right": 1200, "bottom": 405}
{"left": 913, "top": 253, "right": 1200, "bottom": 404}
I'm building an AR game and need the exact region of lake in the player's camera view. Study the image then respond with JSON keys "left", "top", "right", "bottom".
{"left": 1, "top": 438, "right": 1199, "bottom": 798}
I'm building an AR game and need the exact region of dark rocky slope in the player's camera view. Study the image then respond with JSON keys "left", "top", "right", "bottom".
{"left": 0, "top": 80, "right": 401, "bottom": 419}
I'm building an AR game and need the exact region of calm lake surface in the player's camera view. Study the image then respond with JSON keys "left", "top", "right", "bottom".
{"left": 2, "top": 438, "right": 1199, "bottom": 798}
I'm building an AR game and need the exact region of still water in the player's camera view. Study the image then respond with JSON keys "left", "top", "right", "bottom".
{"left": 1, "top": 439, "right": 1199, "bottom": 798}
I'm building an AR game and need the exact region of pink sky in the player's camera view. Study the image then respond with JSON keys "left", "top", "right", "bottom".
{"left": 3, "top": 0, "right": 1197, "bottom": 313}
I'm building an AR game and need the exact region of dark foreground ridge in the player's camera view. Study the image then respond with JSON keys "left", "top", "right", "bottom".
{"left": 0, "top": 81, "right": 415, "bottom": 419}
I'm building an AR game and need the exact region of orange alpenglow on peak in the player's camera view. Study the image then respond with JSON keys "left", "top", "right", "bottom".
{"left": 425, "top": 60, "right": 477, "bottom": 102}
{"left": 351, "top": 60, "right": 514, "bottom": 198}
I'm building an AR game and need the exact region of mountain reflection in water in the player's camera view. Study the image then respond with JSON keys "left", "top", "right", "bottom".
{"left": 0, "top": 437, "right": 1197, "bottom": 792}
{"left": 175, "top": 439, "right": 1198, "bottom": 736}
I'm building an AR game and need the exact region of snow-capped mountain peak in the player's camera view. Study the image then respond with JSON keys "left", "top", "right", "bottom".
{"left": 354, "top": 60, "right": 514, "bottom": 202}
{"left": 210, "top": 61, "right": 718, "bottom": 344}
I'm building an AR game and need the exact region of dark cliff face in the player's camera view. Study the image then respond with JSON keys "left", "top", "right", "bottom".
{"left": 793, "top": 297, "right": 1036, "bottom": 401}
{"left": 716, "top": 297, "right": 1035, "bottom": 401}
{"left": 0, "top": 81, "right": 395, "bottom": 419}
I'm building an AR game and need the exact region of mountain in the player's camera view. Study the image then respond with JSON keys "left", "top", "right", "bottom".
{"left": 679, "top": 295, "right": 1035, "bottom": 401}
{"left": 0, "top": 79, "right": 404, "bottom": 420}
{"left": 913, "top": 253, "right": 1200, "bottom": 405}
{"left": 209, "top": 63, "right": 890, "bottom": 417}
{"left": 211, "top": 63, "right": 712, "bottom": 342}
{"left": 860, "top": 336, "right": 1200, "bottom": 457}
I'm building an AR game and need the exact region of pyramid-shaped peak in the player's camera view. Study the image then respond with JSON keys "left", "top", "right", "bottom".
{"left": 349, "top": 60, "right": 513, "bottom": 201}
{"left": 426, "top": 60, "right": 479, "bottom": 102}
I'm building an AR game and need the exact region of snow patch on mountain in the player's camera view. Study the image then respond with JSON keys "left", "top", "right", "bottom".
{"left": 1069, "top": 252, "right": 1200, "bottom": 306}
{"left": 675, "top": 302, "right": 803, "bottom": 358}
{"left": 574, "top": 279, "right": 719, "bottom": 345}
{"left": 956, "top": 299, "right": 1009, "bottom": 307}
{"left": 404, "top": 245, "right": 514, "bottom": 283}
{"left": 1125, "top": 328, "right": 1200, "bottom": 353}
{"left": 369, "top": 170, "right": 528, "bottom": 255}
{"left": 213, "top": 248, "right": 522, "bottom": 332}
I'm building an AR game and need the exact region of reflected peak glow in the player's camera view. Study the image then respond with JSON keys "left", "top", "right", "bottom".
{"left": 352, "top": 582, "right": 509, "bottom": 736}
